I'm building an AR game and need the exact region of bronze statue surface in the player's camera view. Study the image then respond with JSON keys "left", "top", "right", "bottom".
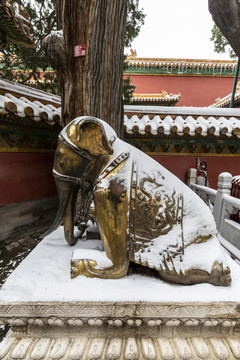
{"left": 44, "top": 116, "right": 231, "bottom": 286}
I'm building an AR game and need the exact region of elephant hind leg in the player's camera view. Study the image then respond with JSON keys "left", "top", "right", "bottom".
{"left": 71, "top": 257, "right": 129, "bottom": 279}
{"left": 158, "top": 261, "right": 231, "bottom": 286}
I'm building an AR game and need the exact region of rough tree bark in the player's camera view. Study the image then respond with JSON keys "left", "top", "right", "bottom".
{"left": 55, "top": 0, "right": 128, "bottom": 138}
{"left": 209, "top": 0, "right": 240, "bottom": 58}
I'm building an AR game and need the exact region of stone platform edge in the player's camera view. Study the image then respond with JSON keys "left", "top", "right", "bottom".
{"left": 1, "top": 301, "right": 240, "bottom": 360}
{"left": 0, "top": 301, "right": 240, "bottom": 329}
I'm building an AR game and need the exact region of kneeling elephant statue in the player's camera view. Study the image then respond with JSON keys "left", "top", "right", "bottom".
{"left": 44, "top": 116, "right": 231, "bottom": 286}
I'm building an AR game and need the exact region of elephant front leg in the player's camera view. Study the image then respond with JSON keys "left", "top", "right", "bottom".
{"left": 71, "top": 182, "right": 130, "bottom": 279}
{"left": 71, "top": 257, "right": 129, "bottom": 279}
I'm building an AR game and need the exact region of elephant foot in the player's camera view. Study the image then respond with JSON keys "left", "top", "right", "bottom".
{"left": 209, "top": 261, "right": 231, "bottom": 286}
{"left": 71, "top": 258, "right": 129, "bottom": 279}
{"left": 71, "top": 259, "right": 97, "bottom": 278}
{"left": 158, "top": 261, "right": 231, "bottom": 286}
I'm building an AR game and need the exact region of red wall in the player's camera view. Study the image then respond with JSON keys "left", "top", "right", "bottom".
{"left": 1, "top": 152, "right": 239, "bottom": 206}
{"left": 0, "top": 153, "right": 57, "bottom": 206}
{"left": 152, "top": 154, "right": 240, "bottom": 189}
{"left": 125, "top": 74, "right": 234, "bottom": 107}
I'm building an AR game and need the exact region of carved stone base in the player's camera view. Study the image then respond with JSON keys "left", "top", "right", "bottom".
{"left": 1, "top": 231, "right": 240, "bottom": 359}
{"left": 1, "top": 301, "right": 240, "bottom": 359}
{"left": 1, "top": 333, "right": 240, "bottom": 360}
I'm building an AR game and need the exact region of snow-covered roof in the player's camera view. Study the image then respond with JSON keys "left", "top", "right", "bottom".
{"left": 210, "top": 84, "right": 240, "bottom": 109}
{"left": 124, "top": 105, "right": 240, "bottom": 137}
{"left": 1, "top": 79, "right": 240, "bottom": 136}
{"left": 126, "top": 56, "right": 237, "bottom": 72}
{"left": 132, "top": 92, "right": 181, "bottom": 106}
{"left": 0, "top": 78, "right": 61, "bottom": 125}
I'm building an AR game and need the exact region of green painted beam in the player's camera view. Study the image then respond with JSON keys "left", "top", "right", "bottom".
{"left": 124, "top": 66, "right": 236, "bottom": 77}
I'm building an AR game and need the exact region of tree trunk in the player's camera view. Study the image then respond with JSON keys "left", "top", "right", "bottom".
{"left": 56, "top": 0, "right": 127, "bottom": 138}
{"left": 209, "top": 0, "right": 240, "bottom": 58}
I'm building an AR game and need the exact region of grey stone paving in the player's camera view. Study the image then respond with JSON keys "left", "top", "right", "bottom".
{"left": 0, "top": 207, "right": 57, "bottom": 341}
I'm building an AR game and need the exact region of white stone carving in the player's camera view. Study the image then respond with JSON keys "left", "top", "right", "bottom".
{"left": 191, "top": 337, "right": 209, "bottom": 359}
{"left": 147, "top": 320, "right": 162, "bottom": 327}
{"left": 227, "top": 338, "right": 240, "bottom": 359}
{"left": 108, "top": 319, "right": 123, "bottom": 327}
{"left": 184, "top": 319, "right": 199, "bottom": 326}
{"left": 157, "top": 338, "right": 175, "bottom": 360}
{"left": 1, "top": 335, "right": 240, "bottom": 359}
{"left": 173, "top": 338, "right": 192, "bottom": 360}
{"left": 30, "top": 338, "right": 52, "bottom": 360}
{"left": 69, "top": 337, "right": 88, "bottom": 360}
{"left": 127, "top": 319, "right": 142, "bottom": 327}
{"left": 88, "top": 338, "right": 105, "bottom": 360}
{"left": 141, "top": 338, "right": 156, "bottom": 360}
{"left": 106, "top": 338, "right": 122, "bottom": 360}
{"left": 165, "top": 319, "right": 181, "bottom": 327}
{"left": 1, "top": 301, "right": 240, "bottom": 339}
{"left": 67, "top": 319, "right": 83, "bottom": 327}
{"left": 88, "top": 319, "right": 103, "bottom": 326}
{"left": 11, "top": 337, "right": 32, "bottom": 359}
{"left": 8, "top": 318, "right": 27, "bottom": 326}
{"left": 125, "top": 337, "right": 139, "bottom": 360}
{"left": 222, "top": 320, "right": 237, "bottom": 327}
{"left": 0, "top": 336, "right": 16, "bottom": 358}
{"left": 50, "top": 338, "right": 69, "bottom": 360}
{"left": 203, "top": 319, "right": 219, "bottom": 327}
{"left": 48, "top": 318, "right": 65, "bottom": 327}
{"left": 28, "top": 318, "right": 45, "bottom": 327}
{"left": 210, "top": 338, "right": 230, "bottom": 359}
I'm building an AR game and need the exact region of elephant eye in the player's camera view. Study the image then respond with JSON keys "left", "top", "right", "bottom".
{"left": 59, "top": 161, "right": 64, "bottom": 168}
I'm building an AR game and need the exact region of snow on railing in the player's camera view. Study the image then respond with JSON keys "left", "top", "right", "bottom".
{"left": 188, "top": 170, "right": 240, "bottom": 261}
{"left": 190, "top": 183, "right": 217, "bottom": 213}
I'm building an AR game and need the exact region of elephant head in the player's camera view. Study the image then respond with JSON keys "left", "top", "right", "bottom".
{"left": 43, "top": 116, "right": 116, "bottom": 245}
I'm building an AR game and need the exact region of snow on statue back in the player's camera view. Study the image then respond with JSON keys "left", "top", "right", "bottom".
{"left": 43, "top": 116, "right": 231, "bottom": 286}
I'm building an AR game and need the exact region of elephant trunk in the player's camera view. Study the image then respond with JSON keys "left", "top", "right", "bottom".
{"left": 40, "top": 179, "right": 78, "bottom": 245}
{"left": 63, "top": 187, "right": 78, "bottom": 246}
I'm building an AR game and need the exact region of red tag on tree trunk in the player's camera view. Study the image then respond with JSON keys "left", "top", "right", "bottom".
{"left": 74, "top": 45, "right": 86, "bottom": 57}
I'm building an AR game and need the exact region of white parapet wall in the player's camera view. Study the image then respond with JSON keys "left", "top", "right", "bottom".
{"left": 189, "top": 171, "right": 240, "bottom": 260}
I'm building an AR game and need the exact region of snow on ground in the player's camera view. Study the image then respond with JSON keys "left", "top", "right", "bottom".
{"left": 0, "top": 227, "right": 239, "bottom": 303}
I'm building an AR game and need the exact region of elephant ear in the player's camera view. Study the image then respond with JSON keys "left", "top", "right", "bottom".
{"left": 66, "top": 119, "right": 113, "bottom": 156}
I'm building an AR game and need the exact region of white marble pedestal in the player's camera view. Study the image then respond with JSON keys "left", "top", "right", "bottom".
{"left": 0, "top": 228, "right": 240, "bottom": 359}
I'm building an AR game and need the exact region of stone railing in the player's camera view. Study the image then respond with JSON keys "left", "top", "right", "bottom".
{"left": 188, "top": 170, "right": 240, "bottom": 261}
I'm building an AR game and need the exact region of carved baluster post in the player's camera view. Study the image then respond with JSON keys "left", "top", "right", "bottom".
{"left": 213, "top": 172, "right": 232, "bottom": 230}
{"left": 187, "top": 168, "right": 197, "bottom": 187}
